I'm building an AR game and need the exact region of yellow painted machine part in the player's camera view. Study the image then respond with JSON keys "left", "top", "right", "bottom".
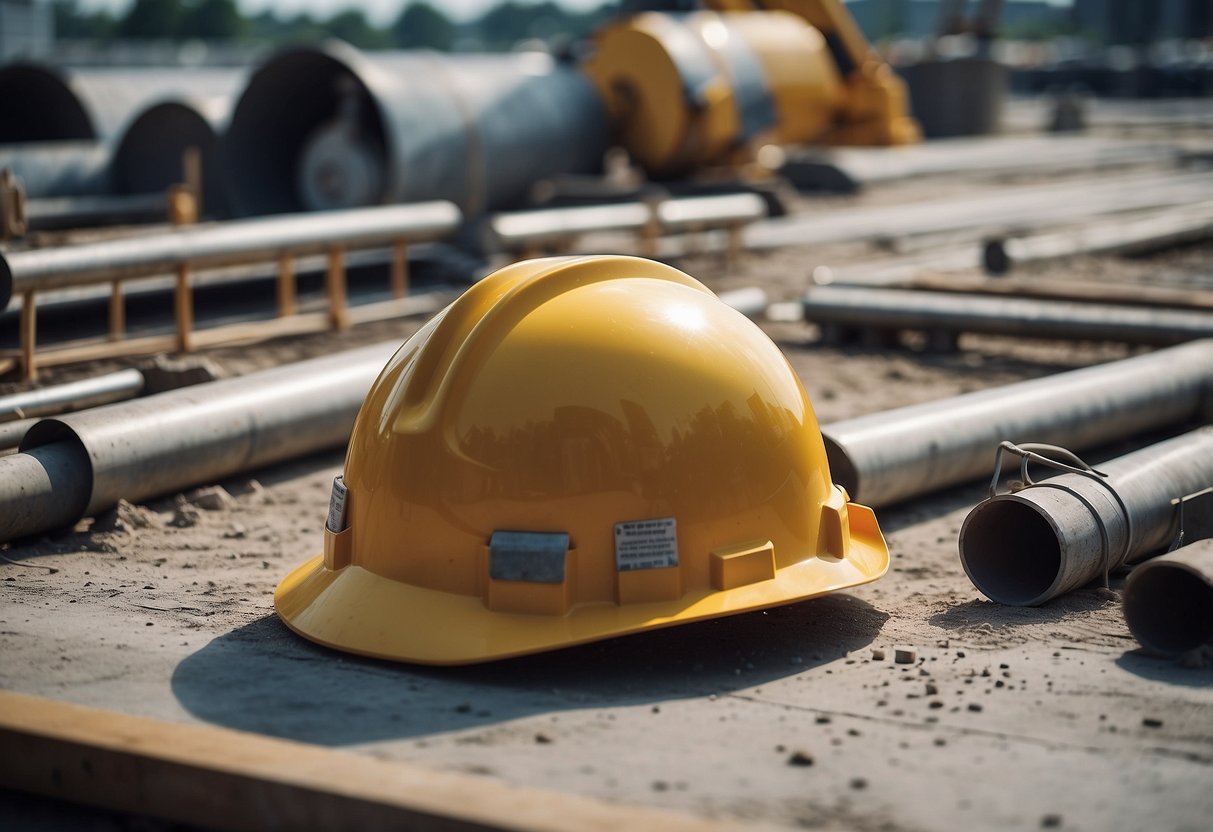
{"left": 584, "top": 13, "right": 738, "bottom": 175}
{"left": 715, "top": 11, "right": 843, "bottom": 145}
{"left": 276, "top": 256, "right": 889, "bottom": 665}
{"left": 585, "top": 5, "right": 917, "bottom": 176}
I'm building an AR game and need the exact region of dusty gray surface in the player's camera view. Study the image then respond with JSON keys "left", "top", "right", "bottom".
{"left": 2, "top": 130, "right": 1212, "bottom": 832}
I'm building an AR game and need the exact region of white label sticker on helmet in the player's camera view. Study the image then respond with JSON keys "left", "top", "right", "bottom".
{"left": 614, "top": 517, "right": 678, "bottom": 571}
{"left": 326, "top": 475, "right": 349, "bottom": 533}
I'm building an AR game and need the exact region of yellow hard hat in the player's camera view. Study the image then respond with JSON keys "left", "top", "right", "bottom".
{"left": 276, "top": 255, "right": 888, "bottom": 664}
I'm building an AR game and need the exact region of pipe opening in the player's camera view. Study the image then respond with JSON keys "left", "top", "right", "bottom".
{"left": 1124, "top": 564, "right": 1213, "bottom": 655}
{"left": 224, "top": 48, "right": 388, "bottom": 216}
{"left": 114, "top": 103, "right": 226, "bottom": 215}
{"left": 0, "top": 65, "right": 94, "bottom": 142}
{"left": 960, "top": 498, "right": 1061, "bottom": 606}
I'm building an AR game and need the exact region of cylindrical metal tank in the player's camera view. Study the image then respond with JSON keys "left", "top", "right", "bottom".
{"left": 112, "top": 84, "right": 242, "bottom": 215}
{"left": 223, "top": 41, "right": 609, "bottom": 218}
{"left": 584, "top": 10, "right": 843, "bottom": 177}
{"left": 0, "top": 62, "right": 243, "bottom": 144}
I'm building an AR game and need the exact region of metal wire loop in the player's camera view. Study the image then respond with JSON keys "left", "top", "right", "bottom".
{"left": 988, "top": 440, "right": 1131, "bottom": 590}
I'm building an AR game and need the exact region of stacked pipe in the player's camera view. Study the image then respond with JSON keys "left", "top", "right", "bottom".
{"left": 0, "top": 62, "right": 244, "bottom": 222}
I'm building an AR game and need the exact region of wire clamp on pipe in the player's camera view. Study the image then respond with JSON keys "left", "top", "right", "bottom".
{"left": 989, "top": 441, "right": 1131, "bottom": 590}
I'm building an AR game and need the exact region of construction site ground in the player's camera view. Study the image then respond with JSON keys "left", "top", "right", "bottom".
{"left": 2, "top": 101, "right": 1212, "bottom": 831}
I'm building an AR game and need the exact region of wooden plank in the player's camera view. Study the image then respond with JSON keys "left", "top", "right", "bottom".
{"left": 189, "top": 312, "right": 333, "bottom": 348}
{"left": 25, "top": 335, "right": 178, "bottom": 369}
{"left": 0, "top": 690, "right": 732, "bottom": 832}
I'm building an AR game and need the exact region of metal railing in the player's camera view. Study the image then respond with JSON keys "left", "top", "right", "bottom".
{"left": 0, "top": 201, "right": 462, "bottom": 380}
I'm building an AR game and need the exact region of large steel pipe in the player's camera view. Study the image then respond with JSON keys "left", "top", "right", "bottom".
{"left": 0, "top": 62, "right": 243, "bottom": 144}
{"left": 821, "top": 339, "right": 1213, "bottom": 508}
{"left": 802, "top": 285, "right": 1213, "bottom": 346}
{"left": 0, "top": 341, "right": 401, "bottom": 542}
{"left": 1122, "top": 539, "right": 1213, "bottom": 656}
{"left": 959, "top": 428, "right": 1213, "bottom": 606}
{"left": 0, "top": 201, "right": 461, "bottom": 298}
{"left": 224, "top": 42, "right": 608, "bottom": 218}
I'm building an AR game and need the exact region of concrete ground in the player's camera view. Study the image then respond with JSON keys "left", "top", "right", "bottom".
{"left": 2, "top": 121, "right": 1212, "bottom": 831}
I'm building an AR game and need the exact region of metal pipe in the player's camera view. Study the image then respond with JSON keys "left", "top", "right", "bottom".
{"left": 801, "top": 285, "right": 1213, "bottom": 346}
{"left": 784, "top": 135, "right": 1177, "bottom": 192}
{"left": 716, "top": 287, "right": 768, "bottom": 319}
{"left": 655, "top": 193, "right": 766, "bottom": 232}
{"left": 224, "top": 42, "right": 608, "bottom": 218}
{"left": 0, "top": 417, "right": 37, "bottom": 452}
{"left": 1122, "top": 538, "right": 1213, "bottom": 656}
{"left": 821, "top": 339, "right": 1213, "bottom": 508}
{"left": 484, "top": 194, "right": 767, "bottom": 251}
{"left": 0, "top": 368, "right": 145, "bottom": 422}
{"left": 0, "top": 341, "right": 403, "bottom": 542}
{"left": 959, "top": 428, "right": 1213, "bottom": 606}
{"left": 487, "top": 202, "right": 650, "bottom": 249}
{"left": 983, "top": 201, "right": 1213, "bottom": 274}
{"left": 747, "top": 171, "right": 1213, "bottom": 251}
{"left": 23, "top": 192, "right": 169, "bottom": 232}
{"left": 0, "top": 201, "right": 461, "bottom": 299}
{"left": 0, "top": 142, "right": 110, "bottom": 198}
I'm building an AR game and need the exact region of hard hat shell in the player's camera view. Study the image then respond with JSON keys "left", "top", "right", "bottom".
{"left": 276, "top": 255, "right": 888, "bottom": 664}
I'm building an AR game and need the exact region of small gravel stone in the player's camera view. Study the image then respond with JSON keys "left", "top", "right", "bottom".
{"left": 871, "top": 648, "right": 886, "bottom": 661}
{"left": 894, "top": 646, "right": 917, "bottom": 664}
{"left": 786, "top": 751, "right": 815, "bottom": 767}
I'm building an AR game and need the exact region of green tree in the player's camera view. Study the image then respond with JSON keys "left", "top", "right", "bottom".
{"left": 392, "top": 2, "right": 455, "bottom": 50}
{"left": 324, "top": 9, "right": 390, "bottom": 49}
{"left": 118, "top": 0, "right": 184, "bottom": 39}
{"left": 179, "top": 0, "right": 247, "bottom": 40}
{"left": 52, "top": 0, "right": 117, "bottom": 39}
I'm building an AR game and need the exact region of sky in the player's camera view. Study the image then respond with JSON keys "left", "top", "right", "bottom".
{"left": 79, "top": 0, "right": 1074, "bottom": 28}
{"left": 79, "top": 0, "right": 610, "bottom": 27}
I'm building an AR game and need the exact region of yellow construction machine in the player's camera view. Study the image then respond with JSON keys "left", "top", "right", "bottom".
{"left": 584, "top": 0, "right": 920, "bottom": 177}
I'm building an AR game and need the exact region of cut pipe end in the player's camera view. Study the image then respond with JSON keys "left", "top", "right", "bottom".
{"left": 1123, "top": 561, "right": 1213, "bottom": 656}
{"left": 821, "top": 433, "right": 860, "bottom": 503}
{"left": 959, "top": 496, "right": 1063, "bottom": 606}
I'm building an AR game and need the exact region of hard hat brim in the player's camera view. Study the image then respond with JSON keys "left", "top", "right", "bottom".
{"left": 274, "top": 521, "right": 888, "bottom": 666}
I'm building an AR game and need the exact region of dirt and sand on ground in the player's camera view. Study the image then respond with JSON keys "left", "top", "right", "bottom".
{"left": 1, "top": 124, "right": 1212, "bottom": 832}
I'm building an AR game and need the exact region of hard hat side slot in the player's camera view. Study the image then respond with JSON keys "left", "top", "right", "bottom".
{"left": 482, "top": 531, "right": 576, "bottom": 616}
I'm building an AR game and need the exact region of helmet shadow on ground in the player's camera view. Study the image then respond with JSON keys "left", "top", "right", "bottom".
{"left": 171, "top": 592, "right": 887, "bottom": 746}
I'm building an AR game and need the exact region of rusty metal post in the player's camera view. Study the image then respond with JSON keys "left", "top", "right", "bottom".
{"left": 391, "top": 240, "right": 408, "bottom": 299}
{"left": 20, "top": 291, "right": 37, "bottom": 382}
{"left": 327, "top": 247, "right": 349, "bottom": 330}
{"left": 109, "top": 280, "right": 124, "bottom": 340}
{"left": 277, "top": 255, "right": 296, "bottom": 317}
{"left": 174, "top": 264, "right": 194, "bottom": 353}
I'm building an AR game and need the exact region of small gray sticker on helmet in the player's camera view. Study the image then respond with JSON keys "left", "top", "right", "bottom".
{"left": 614, "top": 517, "right": 678, "bottom": 571}
{"left": 326, "top": 475, "right": 349, "bottom": 533}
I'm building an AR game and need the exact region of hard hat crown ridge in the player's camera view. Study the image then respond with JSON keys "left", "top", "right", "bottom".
{"left": 276, "top": 255, "right": 888, "bottom": 664}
